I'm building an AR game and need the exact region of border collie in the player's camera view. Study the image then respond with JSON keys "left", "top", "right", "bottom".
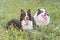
{"left": 6, "top": 9, "right": 33, "bottom": 30}
{"left": 20, "top": 9, "right": 33, "bottom": 30}
{"left": 34, "top": 8, "right": 50, "bottom": 27}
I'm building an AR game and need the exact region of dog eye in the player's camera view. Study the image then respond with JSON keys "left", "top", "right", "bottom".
{"left": 41, "top": 11, "right": 43, "bottom": 13}
{"left": 47, "top": 14, "right": 49, "bottom": 16}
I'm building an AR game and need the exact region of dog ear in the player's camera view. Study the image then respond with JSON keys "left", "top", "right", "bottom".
{"left": 37, "top": 9, "right": 41, "bottom": 13}
{"left": 27, "top": 9, "right": 31, "bottom": 14}
{"left": 27, "top": 9, "right": 31, "bottom": 20}
{"left": 37, "top": 9, "right": 41, "bottom": 16}
{"left": 20, "top": 9, "right": 25, "bottom": 21}
{"left": 21, "top": 9, "right": 25, "bottom": 14}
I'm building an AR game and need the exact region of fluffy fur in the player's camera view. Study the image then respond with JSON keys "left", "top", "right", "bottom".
{"left": 34, "top": 8, "right": 50, "bottom": 27}
{"left": 20, "top": 9, "right": 33, "bottom": 30}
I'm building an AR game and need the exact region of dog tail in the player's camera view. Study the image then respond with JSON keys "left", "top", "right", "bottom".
{"left": 5, "top": 19, "right": 13, "bottom": 29}
{"left": 0, "top": 20, "right": 12, "bottom": 29}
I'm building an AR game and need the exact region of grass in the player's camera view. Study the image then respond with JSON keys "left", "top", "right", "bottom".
{"left": 0, "top": 0, "right": 60, "bottom": 40}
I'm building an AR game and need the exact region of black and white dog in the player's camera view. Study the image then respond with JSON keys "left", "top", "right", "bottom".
{"left": 20, "top": 9, "right": 33, "bottom": 30}
{"left": 6, "top": 9, "right": 33, "bottom": 30}
{"left": 34, "top": 8, "right": 50, "bottom": 27}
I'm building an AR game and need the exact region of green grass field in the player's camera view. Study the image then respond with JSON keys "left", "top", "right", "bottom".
{"left": 0, "top": 0, "right": 60, "bottom": 40}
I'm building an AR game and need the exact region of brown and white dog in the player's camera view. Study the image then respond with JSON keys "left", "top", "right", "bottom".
{"left": 34, "top": 8, "right": 50, "bottom": 27}
{"left": 6, "top": 9, "right": 33, "bottom": 30}
{"left": 20, "top": 9, "right": 33, "bottom": 30}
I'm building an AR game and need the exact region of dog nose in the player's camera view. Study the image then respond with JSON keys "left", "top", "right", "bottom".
{"left": 44, "top": 13, "right": 49, "bottom": 16}
{"left": 26, "top": 17, "right": 29, "bottom": 19}
{"left": 44, "top": 13, "right": 46, "bottom": 16}
{"left": 45, "top": 13, "right": 46, "bottom": 14}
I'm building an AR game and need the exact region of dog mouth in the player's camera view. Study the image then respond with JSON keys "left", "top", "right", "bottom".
{"left": 24, "top": 19, "right": 29, "bottom": 25}
{"left": 42, "top": 14, "right": 47, "bottom": 21}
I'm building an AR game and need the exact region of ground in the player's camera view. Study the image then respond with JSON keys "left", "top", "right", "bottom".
{"left": 0, "top": 0, "right": 60, "bottom": 40}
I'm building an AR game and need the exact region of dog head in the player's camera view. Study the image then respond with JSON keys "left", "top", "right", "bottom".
{"left": 20, "top": 9, "right": 32, "bottom": 25}
{"left": 34, "top": 8, "right": 50, "bottom": 27}
{"left": 36, "top": 8, "right": 49, "bottom": 20}
{"left": 37, "top": 8, "right": 49, "bottom": 16}
{"left": 20, "top": 9, "right": 33, "bottom": 30}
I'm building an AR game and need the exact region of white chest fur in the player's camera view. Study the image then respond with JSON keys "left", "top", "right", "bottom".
{"left": 34, "top": 13, "right": 50, "bottom": 27}
{"left": 21, "top": 20, "right": 33, "bottom": 30}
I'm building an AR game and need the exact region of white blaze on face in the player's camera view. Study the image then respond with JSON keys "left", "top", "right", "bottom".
{"left": 40, "top": 9, "right": 46, "bottom": 15}
{"left": 25, "top": 13, "right": 28, "bottom": 19}
{"left": 24, "top": 13, "right": 29, "bottom": 25}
